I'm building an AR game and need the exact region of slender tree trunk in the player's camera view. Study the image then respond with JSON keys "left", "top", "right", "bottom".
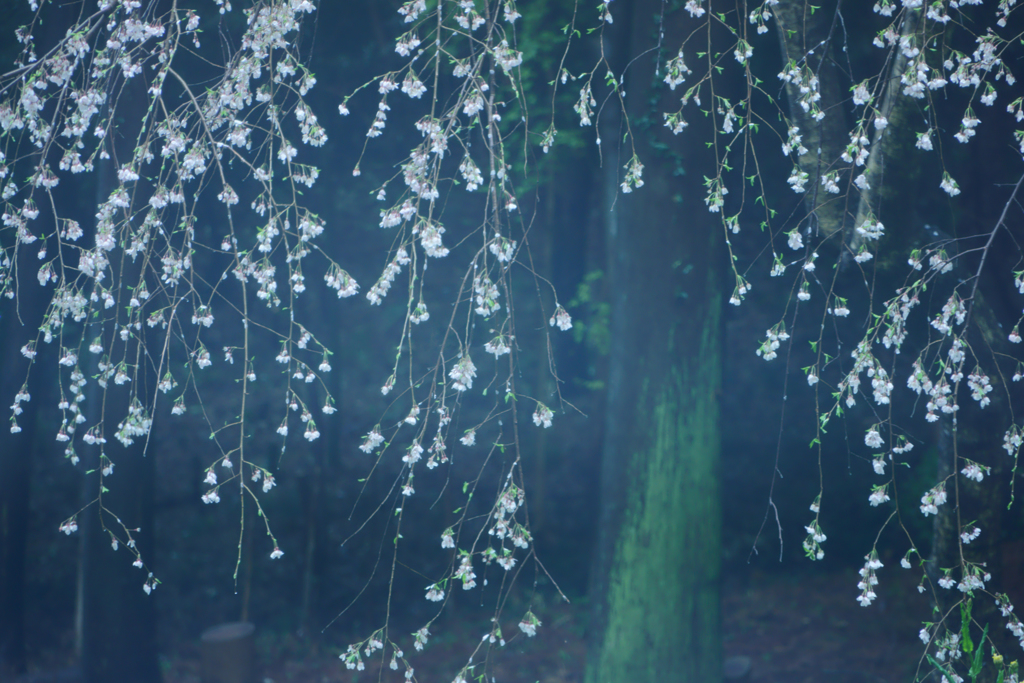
{"left": 0, "top": 3, "right": 72, "bottom": 668}
{"left": 0, "top": 275, "right": 45, "bottom": 677}
{"left": 79, "top": 59, "right": 162, "bottom": 683}
{"left": 586, "top": 2, "right": 723, "bottom": 681}
{"left": 78, "top": 245, "right": 161, "bottom": 683}
{"left": 80, "top": 447, "right": 161, "bottom": 683}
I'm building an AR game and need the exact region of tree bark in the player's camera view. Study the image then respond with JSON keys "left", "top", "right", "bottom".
{"left": 0, "top": 271, "right": 44, "bottom": 677}
{"left": 79, "top": 450, "right": 161, "bottom": 683}
{"left": 586, "top": 2, "right": 723, "bottom": 681}
{"left": 774, "top": 0, "right": 850, "bottom": 237}
{"left": 78, "top": 55, "right": 162, "bottom": 683}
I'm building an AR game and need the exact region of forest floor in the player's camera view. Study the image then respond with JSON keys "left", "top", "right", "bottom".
{"left": 159, "top": 566, "right": 927, "bottom": 683}
{"left": 11, "top": 566, "right": 929, "bottom": 683}
{"left": 718, "top": 567, "right": 929, "bottom": 683}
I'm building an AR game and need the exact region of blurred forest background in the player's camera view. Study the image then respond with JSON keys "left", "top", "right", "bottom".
{"left": 2, "top": 1, "right": 1024, "bottom": 682}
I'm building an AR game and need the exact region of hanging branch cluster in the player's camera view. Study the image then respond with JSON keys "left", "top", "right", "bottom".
{"left": 1, "top": 0, "right": 579, "bottom": 678}
{"left": 2, "top": 0, "right": 350, "bottom": 577}
{"left": 333, "top": 0, "right": 585, "bottom": 674}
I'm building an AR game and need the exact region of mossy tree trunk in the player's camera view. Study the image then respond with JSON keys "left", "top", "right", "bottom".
{"left": 585, "top": 2, "right": 722, "bottom": 681}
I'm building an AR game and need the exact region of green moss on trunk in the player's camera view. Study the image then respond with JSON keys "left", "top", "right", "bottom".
{"left": 588, "top": 306, "right": 721, "bottom": 683}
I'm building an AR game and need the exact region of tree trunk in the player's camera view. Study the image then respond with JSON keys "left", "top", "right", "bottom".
{"left": 78, "top": 60, "right": 162, "bottom": 683}
{"left": 586, "top": 2, "right": 723, "bottom": 681}
{"left": 0, "top": 275, "right": 44, "bottom": 677}
{"left": 80, "top": 449, "right": 161, "bottom": 683}
{"left": 774, "top": 0, "right": 849, "bottom": 237}
{"left": 0, "top": 3, "right": 71, "bottom": 671}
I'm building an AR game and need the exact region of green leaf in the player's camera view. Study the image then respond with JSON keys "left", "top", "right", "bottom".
{"left": 968, "top": 625, "right": 988, "bottom": 679}
{"left": 961, "top": 600, "right": 974, "bottom": 653}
